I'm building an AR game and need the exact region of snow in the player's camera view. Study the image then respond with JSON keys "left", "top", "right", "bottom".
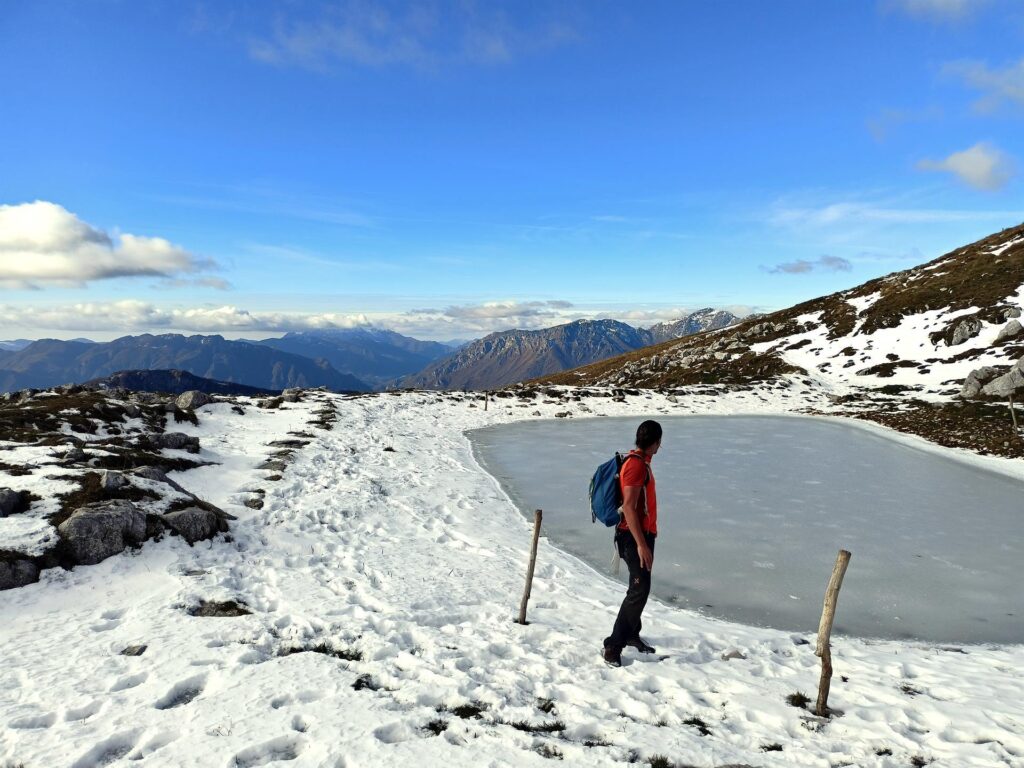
{"left": 2, "top": 389, "right": 1023, "bottom": 767}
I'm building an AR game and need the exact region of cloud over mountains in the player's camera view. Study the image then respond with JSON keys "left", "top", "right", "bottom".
{"left": 0, "top": 201, "right": 225, "bottom": 289}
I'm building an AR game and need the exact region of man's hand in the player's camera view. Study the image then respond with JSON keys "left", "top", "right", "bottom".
{"left": 638, "top": 543, "right": 654, "bottom": 571}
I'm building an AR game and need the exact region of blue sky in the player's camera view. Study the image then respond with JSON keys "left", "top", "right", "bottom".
{"left": 1, "top": 0, "right": 1023, "bottom": 340}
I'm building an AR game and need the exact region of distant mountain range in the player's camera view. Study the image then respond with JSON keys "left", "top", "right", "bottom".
{"left": 399, "top": 309, "right": 740, "bottom": 390}
{"left": 253, "top": 327, "right": 453, "bottom": 389}
{"left": 0, "top": 334, "right": 369, "bottom": 393}
{"left": 0, "top": 309, "right": 739, "bottom": 394}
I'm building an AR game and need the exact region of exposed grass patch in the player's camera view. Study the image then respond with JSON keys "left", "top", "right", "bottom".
{"left": 0, "top": 462, "right": 34, "bottom": 476}
{"left": 505, "top": 719, "right": 565, "bottom": 734}
{"left": 911, "top": 757, "right": 932, "bottom": 767}
{"left": 786, "top": 691, "right": 811, "bottom": 709}
{"left": 537, "top": 697, "right": 556, "bottom": 714}
{"left": 352, "top": 674, "right": 381, "bottom": 692}
{"left": 683, "top": 716, "right": 712, "bottom": 736}
{"left": 280, "top": 642, "right": 362, "bottom": 662}
{"left": 422, "top": 718, "right": 448, "bottom": 736}
{"left": 186, "top": 599, "right": 251, "bottom": 617}
{"left": 761, "top": 743, "right": 783, "bottom": 752}
{"left": 50, "top": 472, "right": 159, "bottom": 527}
{"left": 438, "top": 701, "right": 488, "bottom": 719}
{"left": 536, "top": 744, "right": 563, "bottom": 760}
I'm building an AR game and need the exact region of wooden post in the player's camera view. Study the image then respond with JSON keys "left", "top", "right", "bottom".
{"left": 484, "top": 392, "right": 489, "bottom": 411}
{"left": 815, "top": 549, "right": 851, "bottom": 717}
{"left": 517, "top": 510, "right": 543, "bottom": 625}
{"left": 1010, "top": 394, "right": 1020, "bottom": 435}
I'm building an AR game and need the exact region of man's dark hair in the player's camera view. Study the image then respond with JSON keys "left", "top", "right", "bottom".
{"left": 635, "top": 420, "right": 663, "bottom": 451}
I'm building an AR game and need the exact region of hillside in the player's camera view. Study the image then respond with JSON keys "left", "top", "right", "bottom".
{"left": 0, "top": 334, "right": 370, "bottom": 393}
{"left": 400, "top": 310, "right": 740, "bottom": 391}
{"left": 82, "top": 369, "right": 280, "bottom": 396}
{"left": 540, "top": 223, "right": 1024, "bottom": 456}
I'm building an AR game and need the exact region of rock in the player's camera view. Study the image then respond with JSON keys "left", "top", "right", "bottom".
{"left": 175, "top": 390, "right": 211, "bottom": 410}
{"left": 120, "top": 644, "right": 148, "bottom": 656}
{"left": 0, "top": 488, "right": 26, "bottom": 517}
{"left": 721, "top": 649, "right": 747, "bottom": 661}
{"left": 995, "top": 320, "right": 1024, "bottom": 344}
{"left": 1004, "top": 307, "right": 1022, "bottom": 320}
{"left": 100, "top": 470, "right": 129, "bottom": 493}
{"left": 0, "top": 558, "right": 39, "bottom": 590}
{"left": 63, "top": 445, "right": 88, "bottom": 463}
{"left": 258, "top": 459, "right": 288, "bottom": 472}
{"left": 243, "top": 497, "right": 264, "bottom": 510}
{"left": 981, "top": 356, "right": 1024, "bottom": 397}
{"left": 163, "top": 506, "right": 219, "bottom": 544}
{"left": 281, "top": 388, "right": 302, "bottom": 403}
{"left": 187, "top": 599, "right": 251, "bottom": 617}
{"left": 949, "top": 317, "right": 983, "bottom": 346}
{"left": 57, "top": 500, "right": 147, "bottom": 565}
{"left": 132, "top": 466, "right": 191, "bottom": 495}
{"left": 149, "top": 432, "right": 201, "bottom": 453}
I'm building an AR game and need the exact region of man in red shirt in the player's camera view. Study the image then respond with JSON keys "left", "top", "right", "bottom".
{"left": 603, "top": 420, "right": 662, "bottom": 667}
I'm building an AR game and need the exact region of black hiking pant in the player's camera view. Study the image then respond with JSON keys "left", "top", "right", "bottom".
{"left": 604, "top": 529, "right": 656, "bottom": 652}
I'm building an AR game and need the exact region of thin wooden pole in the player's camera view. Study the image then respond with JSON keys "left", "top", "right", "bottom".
{"left": 517, "top": 510, "right": 543, "bottom": 625}
{"left": 1010, "top": 394, "right": 1020, "bottom": 435}
{"left": 815, "top": 549, "right": 851, "bottom": 717}
{"left": 484, "top": 392, "right": 489, "bottom": 411}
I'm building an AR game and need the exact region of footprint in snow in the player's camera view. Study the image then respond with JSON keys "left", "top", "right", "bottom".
{"left": 9, "top": 710, "right": 57, "bottom": 729}
{"left": 109, "top": 671, "right": 149, "bottom": 692}
{"left": 70, "top": 730, "right": 140, "bottom": 768}
{"left": 65, "top": 700, "right": 104, "bottom": 722}
{"left": 231, "top": 735, "right": 305, "bottom": 767}
{"left": 154, "top": 673, "right": 207, "bottom": 710}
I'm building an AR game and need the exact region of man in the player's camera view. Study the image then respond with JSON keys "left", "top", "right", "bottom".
{"left": 603, "top": 419, "right": 662, "bottom": 667}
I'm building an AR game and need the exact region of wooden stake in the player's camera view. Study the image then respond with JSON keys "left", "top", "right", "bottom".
{"left": 1010, "top": 394, "right": 1020, "bottom": 435}
{"left": 484, "top": 392, "right": 489, "bottom": 411}
{"left": 815, "top": 549, "right": 851, "bottom": 717}
{"left": 517, "top": 510, "right": 543, "bottom": 625}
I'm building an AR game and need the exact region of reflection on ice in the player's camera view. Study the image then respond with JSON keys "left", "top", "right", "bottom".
{"left": 469, "top": 415, "right": 1024, "bottom": 645}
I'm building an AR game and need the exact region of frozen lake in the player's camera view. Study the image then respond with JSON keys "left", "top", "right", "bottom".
{"left": 469, "top": 415, "right": 1024, "bottom": 645}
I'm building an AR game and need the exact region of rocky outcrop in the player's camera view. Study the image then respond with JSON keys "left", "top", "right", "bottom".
{"left": 950, "top": 318, "right": 983, "bottom": 346}
{"left": 994, "top": 320, "right": 1023, "bottom": 344}
{"left": 961, "top": 356, "right": 1024, "bottom": 398}
{"left": 147, "top": 432, "right": 201, "bottom": 453}
{"left": 0, "top": 488, "right": 29, "bottom": 517}
{"left": 0, "top": 558, "right": 39, "bottom": 590}
{"left": 163, "top": 506, "right": 223, "bottom": 544}
{"left": 175, "top": 390, "right": 211, "bottom": 410}
{"left": 57, "top": 500, "right": 147, "bottom": 565}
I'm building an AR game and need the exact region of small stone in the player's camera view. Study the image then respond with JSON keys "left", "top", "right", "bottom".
{"left": 163, "top": 506, "right": 219, "bottom": 545}
{"left": 721, "top": 649, "right": 747, "bottom": 661}
{"left": 121, "top": 644, "right": 148, "bottom": 656}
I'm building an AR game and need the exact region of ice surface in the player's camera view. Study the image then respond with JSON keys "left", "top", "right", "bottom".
{"left": 470, "top": 415, "right": 1024, "bottom": 644}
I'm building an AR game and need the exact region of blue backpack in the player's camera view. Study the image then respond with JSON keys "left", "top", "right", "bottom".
{"left": 589, "top": 452, "right": 648, "bottom": 526}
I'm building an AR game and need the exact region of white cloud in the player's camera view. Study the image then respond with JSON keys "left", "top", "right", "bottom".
{"left": 883, "top": 0, "right": 984, "bottom": 22}
{"left": 770, "top": 199, "right": 1023, "bottom": 227}
{"left": 945, "top": 58, "right": 1024, "bottom": 112}
{"left": 765, "top": 256, "right": 853, "bottom": 275}
{"left": 248, "top": 2, "right": 577, "bottom": 72}
{"left": 0, "top": 201, "right": 222, "bottom": 289}
{"left": 917, "top": 142, "right": 1015, "bottom": 190}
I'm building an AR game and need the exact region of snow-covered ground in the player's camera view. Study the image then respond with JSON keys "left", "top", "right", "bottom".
{"left": 2, "top": 385, "right": 1023, "bottom": 768}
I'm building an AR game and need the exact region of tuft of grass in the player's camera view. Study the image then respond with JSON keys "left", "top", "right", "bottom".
{"left": 422, "top": 718, "right": 448, "bottom": 736}
{"left": 280, "top": 642, "right": 362, "bottom": 661}
{"left": 786, "top": 691, "right": 811, "bottom": 709}
{"left": 536, "top": 697, "right": 556, "bottom": 714}
{"left": 352, "top": 674, "right": 381, "bottom": 692}
{"left": 506, "top": 719, "right": 565, "bottom": 734}
{"left": 761, "top": 743, "right": 783, "bottom": 752}
{"left": 648, "top": 757, "right": 673, "bottom": 768}
{"left": 438, "top": 701, "right": 488, "bottom": 719}
{"left": 682, "top": 716, "right": 711, "bottom": 737}
{"left": 911, "top": 757, "right": 931, "bottom": 767}
{"left": 581, "top": 738, "right": 611, "bottom": 748}
{"left": 536, "top": 744, "right": 563, "bottom": 760}
{"left": 875, "top": 748, "right": 893, "bottom": 756}
{"left": 186, "top": 600, "right": 251, "bottom": 617}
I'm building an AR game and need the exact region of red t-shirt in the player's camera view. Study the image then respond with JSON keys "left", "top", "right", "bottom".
{"left": 618, "top": 450, "right": 657, "bottom": 535}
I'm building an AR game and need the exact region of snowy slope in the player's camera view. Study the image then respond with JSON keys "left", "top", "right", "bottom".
{"left": 2, "top": 387, "right": 1022, "bottom": 768}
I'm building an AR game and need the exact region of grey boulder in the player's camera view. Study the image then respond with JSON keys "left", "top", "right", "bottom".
{"left": 163, "top": 506, "right": 221, "bottom": 544}
{"left": 175, "top": 390, "right": 212, "bottom": 410}
{"left": 149, "top": 432, "right": 201, "bottom": 453}
{"left": 132, "top": 466, "right": 191, "bottom": 495}
{"left": 981, "top": 356, "right": 1024, "bottom": 397}
{"left": 0, "top": 488, "right": 26, "bottom": 517}
{"left": 0, "top": 558, "right": 39, "bottom": 590}
{"left": 949, "top": 317, "right": 983, "bottom": 346}
{"left": 57, "top": 500, "right": 147, "bottom": 565}
{"left": 994, "top": 320, "right": 1024, "bottom": 344}
{"left": 960, "top": 366, "right": 1001, "bottom": 398}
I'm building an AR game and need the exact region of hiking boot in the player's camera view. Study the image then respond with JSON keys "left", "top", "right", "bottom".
{"left": 626, "top": 637, "right": 656, "bottom": 654}
{"left": 602, "top": 645, "right": 622, "bottom": 667}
